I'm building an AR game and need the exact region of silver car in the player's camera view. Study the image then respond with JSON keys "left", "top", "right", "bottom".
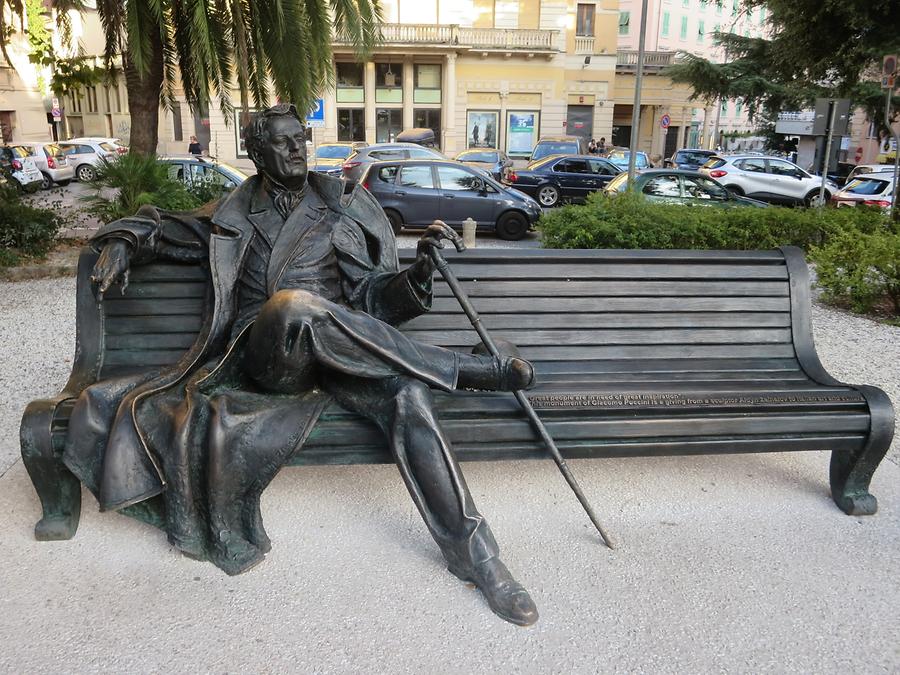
{"left": 699, "top": 154, "right": 837, "bottom": 206}
{"left": 58, "top": 139, "right": 123, "bottom": 182}
{"left": 15, "top": 141, "right": 75, "bottom": 189}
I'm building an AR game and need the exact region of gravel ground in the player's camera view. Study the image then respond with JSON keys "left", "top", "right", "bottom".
{"left": 0, "top": 256, "right": 898, "bottom": 672}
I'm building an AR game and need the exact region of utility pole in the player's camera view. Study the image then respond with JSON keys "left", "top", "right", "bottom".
{"left": 887, "top": 87, "right": 900, "bottom": 221}
{"left": 818, "top": 100, "right": 837, "bottom": 206}
{"left": 627, "top": 0, "right": 649, "bottom": 187}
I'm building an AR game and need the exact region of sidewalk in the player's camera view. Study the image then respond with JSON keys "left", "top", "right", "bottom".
{"left": 0, "top": 274, "right": 898, "bottom": 673}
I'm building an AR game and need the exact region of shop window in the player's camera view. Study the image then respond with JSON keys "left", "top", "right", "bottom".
{"left": 414, "top": 64, "right": 441, "bottom": 104}
{"left": 414, "top": 109, "right": 441, "bottom": 148}
{"left": 338, "top": 108, "right": 365, "bottom": 141}
{"left": 336, "top": 62, "right": 365, "bottom": 103}
{"left": 376, "top": 63, "right": 403, "bottom": 103}
{"left": 376, "top": 108, "right": 402, "bottom": 143}
{"left": 577, "top": 4, "right": 595, "bottom": 36}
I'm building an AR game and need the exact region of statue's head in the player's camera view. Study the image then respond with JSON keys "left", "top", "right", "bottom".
{"left": 243, "top": 103, "right": 308, "bottom": 189}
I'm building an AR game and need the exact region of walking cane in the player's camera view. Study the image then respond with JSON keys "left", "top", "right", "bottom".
{"left": 429, "top": 232, "right": 616, "bottom": 550}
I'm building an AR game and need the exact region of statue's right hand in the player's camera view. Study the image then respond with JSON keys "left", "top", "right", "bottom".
{"left": 91, "top": 239, "right": 132, "bottom": 297}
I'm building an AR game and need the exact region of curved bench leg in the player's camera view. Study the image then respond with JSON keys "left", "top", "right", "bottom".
{"left": 20, "top": 400, "right": 82, "bottom": 540}
{"left": 830, "top": 386, "right": 895, "bottom": 516}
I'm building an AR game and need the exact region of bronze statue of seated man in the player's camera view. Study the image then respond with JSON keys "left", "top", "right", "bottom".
{"left": 64, "top": 103, "right": 538, "bottom": 626}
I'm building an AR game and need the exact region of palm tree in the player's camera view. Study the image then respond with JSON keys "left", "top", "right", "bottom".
{"left": 3, "top": 0, "right": 382, "bottom": 154}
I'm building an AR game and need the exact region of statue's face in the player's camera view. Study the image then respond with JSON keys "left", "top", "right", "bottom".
{"left": 255, "top": 115, "right": 308, "bottom": 187}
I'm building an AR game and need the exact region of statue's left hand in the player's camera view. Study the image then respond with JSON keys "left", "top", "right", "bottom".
{"left": 412, "top": 220, "right": 456, "bottom": 284}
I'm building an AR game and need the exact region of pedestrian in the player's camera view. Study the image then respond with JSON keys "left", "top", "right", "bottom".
{"left": 188, "top": 135, "right": 202, "bottom": 155}
{"left": 588, "top": 138, "right": 596, "bottom": 154}
{"left": 598, "top": 137, "right": 607, "bottom": 154}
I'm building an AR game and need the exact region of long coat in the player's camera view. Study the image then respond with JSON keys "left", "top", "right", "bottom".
{"left": 63, "top": 172, "right": 432, "bottom": 571}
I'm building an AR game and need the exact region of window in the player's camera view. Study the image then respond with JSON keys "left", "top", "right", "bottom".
{"left": 375, "top": 108, "right": 402, "bottom": 143}
{"left": 437, "top": 165, "right": 482, "bottom": 191}
{"left": 172, "top": 101, "right": 183, "bottom": 141}
{"left": 698, "top": 20, "right": 705, "bottom": 42}
{"left": 720, "top": 99, "right": 728, "bottom": 115}
{"left": 414, "top": 109, "right": 441, "bottom": 147}
{"left": 699, "top": 0, "right": 707, "bottom": 8}
{"left": 369, "top": 149, "right": 406, "bottom": 160}
{"left": 376, "top": 165, "right": 399, "bottom": 184}
{"left": 739, "top": 158, "right": 766, "bottom": 173}
{"left": 377, "top": 62, "right": 402, "bottom": 88}
{"left": 642, "top": 175, "right": 680, "bottom": 197}
{"left": 68, "top": 90, "right": 82, "bottom": 114}
{"left": 337, "top": 108, "right": 365, "bottom": 141}
{"left": 731, "top": 0, "right": 738, "bottom": 15}
{"left": 682, "top": 0, "right": 689, "bottom": 6}
{"left": 768, "top": 159, "right": 802, "bottom": 177}
{"left": 408, "top": 147, "right": 440, "bottom": 159}
{"left": 759, "top": 7, "right": 766, "bottom": 24}
{"left": 715, "top": 0, "right": 722, "bottom": 14}
{"left": 735, "top": 100, "right": 743, "bottom": 115}
{"left": 399, "top": 164, "right": 435, "bottom": 188}
{"left": 555, "top": 158, "right": 590, "bottom": 173}
{"left": 336, "top": 62, "right": 365, "bottom": 103}
{"left": 680, "top": 16, "right": 688, "bottom": 39}
{"left": 682, "top": 175, "right": 727, "bottom": 199}
{"left": 588, "top": 159, "right": 617, "bottom": 175}
{"left": 414, "top": 65, "right": 441, "bottom": 104}
{"left": 86, "top": 86, "right": 98, "bottom": 113}
{"left": 577, "top": 4, "right": 595, "bottom": 36}
{"left": 459, "top": 151, "right": 499, "bottom": 163}
{"left": 618, "top": 11, "right": 629, "bottom": 35}
{"left": 661, "top": 12, "right": 670, "bottom": 36}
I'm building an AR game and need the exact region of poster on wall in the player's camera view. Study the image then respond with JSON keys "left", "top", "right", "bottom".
{"left": 506, "top": 111, "right": 539, "bottom": 156}
{"left": 466, "top": 111, "right": 499, "bottom": 149}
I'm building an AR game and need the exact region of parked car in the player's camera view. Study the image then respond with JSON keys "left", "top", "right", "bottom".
{"left": 830, "top": 173, "right": 895, "bottom": 210}
{"left": 58, "top": 139, "right": 123, "bottom": 182}
{"left": 157, "top": 156, "right": 249, "bottom": 194}
{"left": 664, "top": 148, "right": 717, "bottom": 170}
{"left": 699, "top": 154, "right": 837, "bottom": 206}
{"left": 844, "top": 163, "right": 895, "bottom": 185}
{"left": 15, "top": 141, "right": 74, "bottom": 189}
{"left": 310, "top": 141, "right": 367, "bottom": 176}
{"left": 529, "top": 136, "right": 588, "bottom": 162}
{"left": 68, "top": 136, "right": 129, "bottom": 154}
{"left": 0, "top": 144, "right": 43, "bottom": 192}
{"left": 396, "top": 128, "right": 437, "bottom": 147}
{"left": 603, "top": 148, "right": 652, "bottom": 170}
{"left": 342, "top": 143, "right": 445, "bottom": 182}
{"left": 504, "top": 154, "right": 621, "bottom": 207}
{"left": 603, "top": 169, "right": 768, "bottom": 208}
{"left": 454, "top": 149, "right": 513, "bottom": 182}
{"left": 360, "top": 159, "right": 541, "bottom": 240}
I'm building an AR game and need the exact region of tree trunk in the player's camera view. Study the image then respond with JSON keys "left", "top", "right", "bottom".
{"left": 123, "top": 29, "right": 164, "bottom": 156}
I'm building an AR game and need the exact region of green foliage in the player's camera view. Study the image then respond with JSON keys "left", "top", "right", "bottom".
{"left": 813, "top": 226, "right": 900, "bottom": 316}
{"left": 539, "top": 192, "right": 898, "bottom": 317}
{"left": 83, "top": 153, "right": 202, "bottom": 222}
{"left": 666, "top": 1, "right": 900, "bottom": 129}
{"left": 0, "top": 186, "right": 62, "bottom": 266}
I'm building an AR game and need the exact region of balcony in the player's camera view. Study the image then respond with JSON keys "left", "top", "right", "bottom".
{"left": 615, "top": 50, "right": 680, "bottom": 72}
{"left": 335, "top": 24, "right": 559, "bottom": 56}
{"left": 574, "top": 36, "right": 595, "bottom": 55}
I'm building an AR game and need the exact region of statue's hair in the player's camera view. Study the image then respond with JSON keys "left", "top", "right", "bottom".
{"left": 243, "top": 103, "right": 304, "bottom": 161}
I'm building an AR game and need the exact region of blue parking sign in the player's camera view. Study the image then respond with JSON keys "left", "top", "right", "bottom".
{"left": 306, "top": 98, "right": 325, "bottom": 127}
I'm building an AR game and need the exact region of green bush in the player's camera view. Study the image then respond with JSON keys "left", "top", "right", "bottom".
{"left": 812, "top": 225, "right": 900, "bottom": 316}
{"left": 0, "top": 187, "right": 62, "bottom": 266}
{"left": 538, "top": 191, "right": 886, "bottom": 251}
{"left": 83, "top": 152, "right": 202, "bottom": 221}
{"left": 538, "top": 191, "right": 897, "bottom": 317}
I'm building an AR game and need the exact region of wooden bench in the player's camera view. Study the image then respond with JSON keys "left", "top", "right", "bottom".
{"left": 21, "top": 246, "right": 895, "bottom": 540}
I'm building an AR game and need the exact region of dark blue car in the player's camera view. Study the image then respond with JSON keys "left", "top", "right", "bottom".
{"left": 504, "top": 154, "right": 622, "bottom": 207}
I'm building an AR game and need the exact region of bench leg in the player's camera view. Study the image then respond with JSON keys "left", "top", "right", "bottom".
{"left": 20, "top": 400, "right": 82, "bottom": 540}
{"left": 830, "top": 386, "right": 895, "bottom": 516}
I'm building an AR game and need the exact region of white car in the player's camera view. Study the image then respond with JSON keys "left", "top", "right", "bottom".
{"left": 0, "top": 144, "right": 43, "bottom": 192}
{"left": 58, "top": 138, "right": 125, "bottom": 182}
{"left": 844, "top": 163, "right": 895, "bottom": 185}
{"left": 831, "top": 173, "right": 895, "bottom": 211}
{"left": 699, "top": 154, "right": 837, "bottom": 206}
{"left": 15, "top": 141, "right": 75, "bottom": 189}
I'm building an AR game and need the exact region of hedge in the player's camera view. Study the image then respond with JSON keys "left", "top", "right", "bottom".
{"left": 538, "top": 192, "right": 898, "bottom": 317}
{"left": 0, "top": 184, "right": 62, "bottom": 266}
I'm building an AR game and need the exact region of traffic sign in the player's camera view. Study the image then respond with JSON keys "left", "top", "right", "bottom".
{"left": 660, "top": 113, "right": 671, "bottom": 129}
{"left": 50, "top": 96, "right": 61, "bottom": 120}
{"left": 883, "top": 54, "right": 897, "bottom": 76}
{"left": 306, "top": 98, "right": 325, "bottom": 127}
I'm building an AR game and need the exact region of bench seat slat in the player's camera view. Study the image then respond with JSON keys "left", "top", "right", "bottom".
{"left": 103, "top": 298, "right": 205, "bottom": 316}
{"left": 402, "top": 328, "right": 793, "bottom": 347}
{"left": 430, "top": 280, "right": 790, "bottom": 298}
{"left": 105, "top": 315, "right": 205, "bottom": 335}
{"left": 438, "top": 263, "right": 789, "bottom": 280}
{"left": 404, "top": 312, "right": 792, "bottom": 330}
{"left": 106, "top": 333, "right": 201, "bottom": 350}
{"left": 430, "top": 297, "right": 792, "bottom": 313}
{"left": 530, "top": 358, "right": 802, "bottom": 374}
{"left": 105, "top": 282, "right": 208, "bottom": 299}
{"left": 514, "top": 344, "right": 798, "bottom": 360}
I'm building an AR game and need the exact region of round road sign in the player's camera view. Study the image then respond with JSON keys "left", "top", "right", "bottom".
{"left": 660, "top": 113, "right": 671, "bottom": 129}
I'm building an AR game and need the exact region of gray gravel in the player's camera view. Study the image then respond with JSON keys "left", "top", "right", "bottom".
{"left": 0, "top": 261, "right": 898, "bottom": 672}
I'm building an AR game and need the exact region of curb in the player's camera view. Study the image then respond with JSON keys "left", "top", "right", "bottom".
{"left": 0, "top": 262, "right": 78, "bottom": 282}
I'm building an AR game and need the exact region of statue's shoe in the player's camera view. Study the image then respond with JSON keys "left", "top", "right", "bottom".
{"left": 457, "top": 356, "right": 535, "bottom": 392}
{"left": 213, "top": 533, "right": 265, "bottom": 576}
{"left": 449, "top": 557, "right": 539, "bottom": 626}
